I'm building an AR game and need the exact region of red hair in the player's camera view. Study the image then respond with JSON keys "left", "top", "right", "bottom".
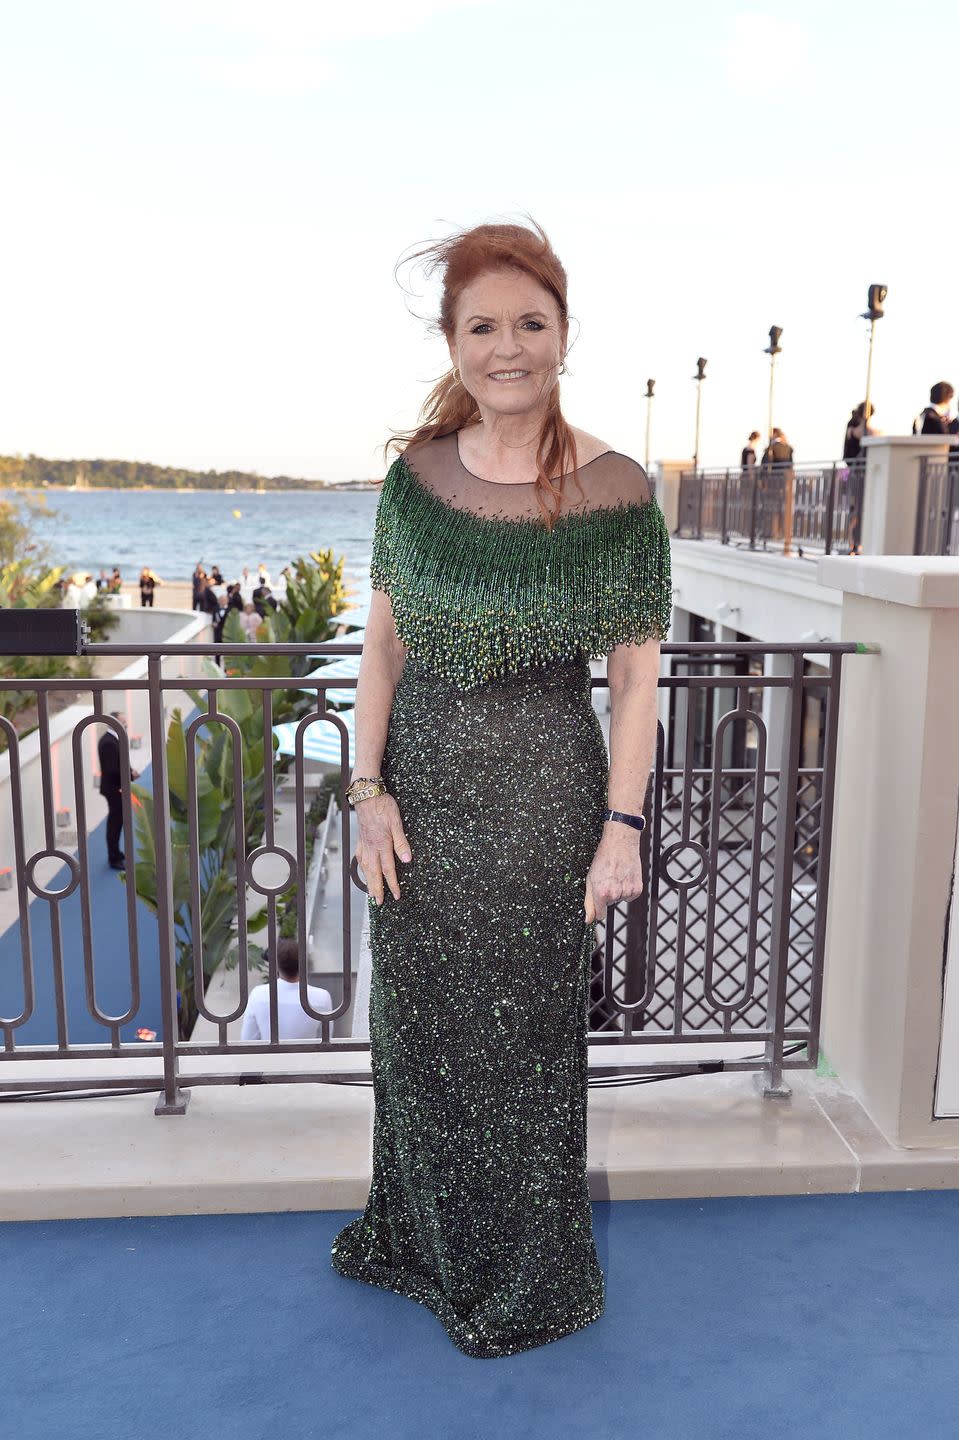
{"left": 385, "top": 217, "right": 582, "bottom": 526}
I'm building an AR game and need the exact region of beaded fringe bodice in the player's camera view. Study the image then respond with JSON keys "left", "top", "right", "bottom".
{"left": 370, "top": 429, "right": 673, "bottom": 690}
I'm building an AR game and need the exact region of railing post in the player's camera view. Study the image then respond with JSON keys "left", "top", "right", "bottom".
{"left": 947, "top": 461, "right": 959, "bottom": 556}
{"left": 914, "top": 457, "right": 928, "bottom": 555}
{"left": 782, "top": 463, "right": 795, "bottom": 557}
{"left": 148, "top": 654, "right": 190, "bottom": 1116}
{"left": 748, "top": 470, "right": 759, "bottom": 550}
{"left": 720, "top": 469, "right": 730, "bottom": 544}
{"left": 696, "top": 469, "right": 704, "bottom": 539}
{"left": 824, "top": 464, "right": 836, "bottom": 554}
{"left": 753, "top": 648, "right": 803, "bottom": 1100}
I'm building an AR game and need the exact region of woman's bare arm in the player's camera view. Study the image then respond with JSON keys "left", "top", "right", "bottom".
{"left": 583, "top": 637, "right": 661, "bottom": 923}
{"left": 349, "top": 589, "right": 412, "bottom": 905}
{"left": 350, "top": 587, "right": 406, "bottom": 782}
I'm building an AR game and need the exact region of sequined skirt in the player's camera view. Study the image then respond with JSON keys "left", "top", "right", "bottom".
{"left": 331, "top": 652, "right": 609, "bottom": 1358}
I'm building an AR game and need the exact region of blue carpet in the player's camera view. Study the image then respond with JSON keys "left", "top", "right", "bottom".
{"left": 0, "top": 763, "right": 165, "bottom": 1045}
{"left": 1, "top": 1191, "right": 956, "bottom": 1440}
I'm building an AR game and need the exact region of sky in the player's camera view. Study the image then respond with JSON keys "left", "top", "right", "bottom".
{"left": 1, "top": 0, "right": 957, "bottom": 482}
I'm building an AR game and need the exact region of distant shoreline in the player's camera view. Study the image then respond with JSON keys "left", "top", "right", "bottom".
{"left": 15, "top": 482, "right": 381, "bottom": 494}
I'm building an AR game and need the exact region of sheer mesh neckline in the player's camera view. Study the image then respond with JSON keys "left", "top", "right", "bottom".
{"left": 392, "top": 432, "right": 656, "bottom": 529}
{"left": 453, "top": 428, "right": 616, "bottom": 486}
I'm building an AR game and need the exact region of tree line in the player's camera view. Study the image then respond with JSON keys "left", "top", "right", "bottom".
{"left": 0, "top": 454, "right": 327, "bottom": 491}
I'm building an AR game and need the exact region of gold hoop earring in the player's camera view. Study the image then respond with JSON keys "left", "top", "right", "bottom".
{"left": 452, "top": 366, "right": 461, "bottom": 384}
{"left": 559, "top": 360, "right": 567, "bottom": 375}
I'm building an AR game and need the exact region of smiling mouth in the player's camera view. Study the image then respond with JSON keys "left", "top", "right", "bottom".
{"left": 488, "top": 370, "right": 529, "bottom": 381}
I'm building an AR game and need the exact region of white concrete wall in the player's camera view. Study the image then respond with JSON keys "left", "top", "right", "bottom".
{"left": 935, "top": 798, "right": 959, "bottom": 1117}
{"left": 818, "top": 556, "right": 959, "bottom": 1147}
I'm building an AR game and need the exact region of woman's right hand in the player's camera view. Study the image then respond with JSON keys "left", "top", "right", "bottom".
{"left": 354, "top": 792, "right": 412, "bottom": 905}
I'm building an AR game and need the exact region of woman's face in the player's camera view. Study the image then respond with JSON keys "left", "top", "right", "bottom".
{"left": 448, "top": 267, "right": 566, "bottom": 419}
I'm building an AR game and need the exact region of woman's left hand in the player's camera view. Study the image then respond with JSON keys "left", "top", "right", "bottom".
{"left": 584, "top": 826, "right": 645, "bottom": 924}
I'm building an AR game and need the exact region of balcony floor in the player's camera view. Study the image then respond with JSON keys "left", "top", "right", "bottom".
{"left": 3, "top": 1191, "right": 957, "bottom": 1440}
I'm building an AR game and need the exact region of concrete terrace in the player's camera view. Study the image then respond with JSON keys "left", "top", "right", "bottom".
{"left": 3, "top": 1057, "right": 959, "bottom": 1223}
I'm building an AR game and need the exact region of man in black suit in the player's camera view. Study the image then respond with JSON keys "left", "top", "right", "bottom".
{"left": 913, "top": 381, "right": 954, "bottom": 435}
{"left": 912, "top": 381, "right": 959, "bottom": 457}
{"left": 252, "top": 582, "right": 278, "bottom": 619}
{"left": 97, "top": 712, "right": 139, "bottom": 870}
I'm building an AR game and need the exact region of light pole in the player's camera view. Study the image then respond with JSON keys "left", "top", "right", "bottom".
{"left": 692, "top": 358, "right": 707, "bottom": 471}
{"left": 764, "top": 325, "right": 783, "bottom": 443}
{"left": 644, "top": 378, "right": 655, "bottom": 473}
{"left": 861, "top": 283, "right": 887, "bottom": 428}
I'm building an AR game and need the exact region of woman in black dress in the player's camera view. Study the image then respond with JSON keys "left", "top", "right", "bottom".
{"left": 332, "top": 219, "right": 672, "bottom": 1358}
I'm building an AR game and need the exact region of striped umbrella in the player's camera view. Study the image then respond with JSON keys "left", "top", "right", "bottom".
{"left": 299, "top": 643, "right": 364, "bottom": 706}
{"left": 272, "top": 711, "right": 355, "bottom": 767}
{"left": 305, "top": 627, "right": 365, "bottom": 660}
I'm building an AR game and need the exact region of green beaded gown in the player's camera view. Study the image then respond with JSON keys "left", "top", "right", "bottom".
{"left": 331, "top": 429, "right": 672, "bottom": 1358}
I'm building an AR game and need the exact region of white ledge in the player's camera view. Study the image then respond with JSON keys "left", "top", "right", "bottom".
{"left": 817, "top": 555, "right": 959, "bottom": 608}
{"left": 860, "top": 434, "right": 952, "bottom": 450}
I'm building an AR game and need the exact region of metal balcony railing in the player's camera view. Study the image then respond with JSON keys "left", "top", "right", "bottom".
{"left": 677, "top": 459, "right": 866, "bottom": 556}
{"left": 915, "top": 457, "right": 959, "bottom": 555}
{"left": 0, "top": 636, "right": 867, "bottom": 1113}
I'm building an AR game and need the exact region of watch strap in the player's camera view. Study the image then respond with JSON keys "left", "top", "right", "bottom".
{"left": 603, "top": 807, "right": 646, "bottom": 832}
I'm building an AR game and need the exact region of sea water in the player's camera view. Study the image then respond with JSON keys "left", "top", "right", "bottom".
{"left": 28, "top": 486, "right": 380, "bottom": 599}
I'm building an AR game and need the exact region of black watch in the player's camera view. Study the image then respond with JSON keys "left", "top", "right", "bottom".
{"left": 602, "top": 808, "right": 646, "bottom": 832}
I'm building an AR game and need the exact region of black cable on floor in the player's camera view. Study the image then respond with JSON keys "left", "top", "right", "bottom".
{"left": 0, "top": 1043, "right": 810, "bottom": 1102}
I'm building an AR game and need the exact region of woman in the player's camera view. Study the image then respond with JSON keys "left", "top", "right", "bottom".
{"left": 191, "top": 563, "right": 207, "bottom": 611}
{"left": 239, "top": 600, "right": 261, "bottom": 640}
{"left": 842, "top": 401, "right": 876, "bottom": 462}
{"left": 331, "top": 220, "right": 672, "bottom": 1358}
{"left": 138, "top": 567, "right": 161, "bottom": 607}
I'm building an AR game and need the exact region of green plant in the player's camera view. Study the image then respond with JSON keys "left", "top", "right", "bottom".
{"left": 277, "top": 549, "right": 349, "bottom": 672}
{"left": 130, "top": 549, "right": 353, "bottom": 1037}
{"left": 131, "top": 694, "right": 273, "bottom": 1039}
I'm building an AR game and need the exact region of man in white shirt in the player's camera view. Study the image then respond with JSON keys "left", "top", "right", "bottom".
{"left": 240, "top": 938, "right": 333, "bottom": 1041}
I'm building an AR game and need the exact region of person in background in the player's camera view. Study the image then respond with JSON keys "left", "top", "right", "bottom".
{"left": 108, "top": 567, "right": 122, "bottom": 594}
{"left": 240, "top": 937, "right": 333, "bottom": 1041}
{"left": 759, "top": 428, "right": 794, "bottom": 545}
{"left": 192, "top": 562, "right": 207, "bottom": 611}
{"left": 139, "top": 567, "right": 162, "bottom": 607}
{"left": 215, "top": 582, "right": 243, "bottom": 642}
{"left": 96, "top": 568, "right": 110, "bottom": 592}
{"left": 741, "top": 430, "right": 761, "bottom": 469}
{"left": 210, "top": 563, "right": 224, "bottom": 585}
{"left": 240, "top": 600, "right": 262, "bottom": 640}
{"left": 252, "top": 580, "right": 278, "bottom": 618}
{"left": 913, "top": 381, "right": 954, "bottom": 435}
{"left": 65, "top": 572, "right": 98, "bottom": 607}
{"left": 97, "top": 712, "right": 140, "bottom": 870}
{"left": 200, "top": 574, "right": 222, "bottom": 626}
{"left": 843, "top": 402, "right": 877, "bottom": 461}
{"left": 761, "top": 426, "right": 794, "bottom": 468}
{"left": 198, "top": 575, "right": 226, "bottom": 642}
{"left": 842, "top": 404, "right": 877, "bottom": 556}
{"left": 257, "top": 562, "right": 271, "bottom": 588}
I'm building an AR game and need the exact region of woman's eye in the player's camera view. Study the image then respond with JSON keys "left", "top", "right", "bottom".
{"left": 470, "top": 320, "right": 544, "bottom": 334}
